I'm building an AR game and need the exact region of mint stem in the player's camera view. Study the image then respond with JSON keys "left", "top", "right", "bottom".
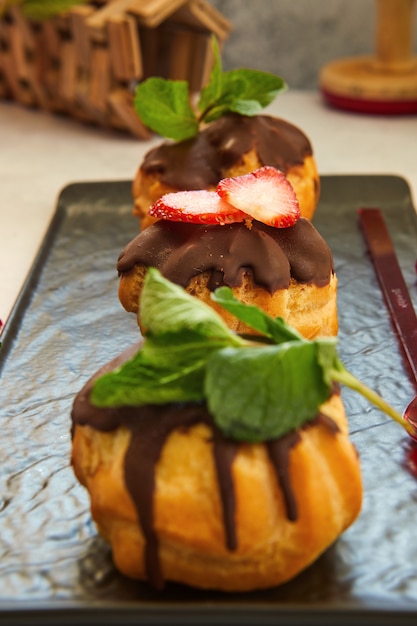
{"left": 197, "top": 102, "right": 218, "bottom": 124}
{"left": 330, "top": 366, "right": 414, "bottom": 435}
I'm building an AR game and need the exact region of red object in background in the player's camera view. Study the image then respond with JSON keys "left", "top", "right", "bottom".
{"left": 319, "top": 1, "right": 417, "bottom": 117}
{"left": 404, "top": 440, "right": 417, "bottom": 479}
{"left": 321, "top": 87, "right": 417, "bottom": 116}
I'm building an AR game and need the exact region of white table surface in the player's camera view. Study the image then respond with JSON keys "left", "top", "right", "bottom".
{"left": 1, "top": 90, "right": 417, "bottom": 330}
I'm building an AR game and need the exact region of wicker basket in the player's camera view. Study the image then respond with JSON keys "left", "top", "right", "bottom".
{"left": 0, "top": 0, "right": 231, "bottom": 138}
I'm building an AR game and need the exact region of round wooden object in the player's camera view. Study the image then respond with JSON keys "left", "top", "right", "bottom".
{"left": 319, "top": 55, "right": 417, "bottom": 114}
{"left": 319, "top": 0, "right": 417, "bottom": 114}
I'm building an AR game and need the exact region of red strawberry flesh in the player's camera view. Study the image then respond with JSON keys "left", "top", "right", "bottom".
{"left": 149, "top": 190, "right": 247, "bottom": 225}
{"left": 217, "top": 166, "right": 301, "bottom": 228}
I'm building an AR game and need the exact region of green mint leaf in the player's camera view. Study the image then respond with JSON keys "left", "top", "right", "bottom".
{"left": 199, "top": 69, "right": 287, "bottom": 124}
{"left": 198, "top": 37, "right": 287, "bottom": 123}
{"left": 140, "top": 268, "right": 244, "bottom": 347}
{"left": 197, "top": 35, "right": 224, "bottom": 117}
{"left": 133, "top": 36, "right": 286, "bottom": 140}
{"left": 134, "top": 77, "right": 198, "bottom": 141}
{"left": 90, "top": 345, "right": 206, "bottom": 407}
{"left": 208, "top": 289, "right": 410, "bottom": 437}
{"left": 197, "top": 37, "right": 245, "bottom": 122}
{"left": 205, "top": 343, "right": 332, "bottom": 442}
{"left": 218, "top": 68, "right": 286, "bottom": 117}
{"left": 211, "top": 286, "right": 303, "bottom": 343}
{"left": 90, "top": 331, "right": 242, "bottom": 409}
{"left": 315, "top": 337, "right": 342, "bottom": 386}
{"left": 90, "top": 269, "right": 245, "bottom": 408}
{"left": 91, "top": 268, "right": 411, "bottom": 439}
{"left": 231, "top": 68, "right": 287, "bottom": 109}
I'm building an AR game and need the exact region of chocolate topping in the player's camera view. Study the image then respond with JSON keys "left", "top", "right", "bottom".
{"left": 141, "top": 114, "right": 312, "bottom": 190}
{"left": 117, "top": 218, "right": 334, "bottom": 294}
{"left": 71, "top": 344, "right": 340, "bottom": 590}
{"left": 266, "top": 433, "right": 301, "bottom": 522}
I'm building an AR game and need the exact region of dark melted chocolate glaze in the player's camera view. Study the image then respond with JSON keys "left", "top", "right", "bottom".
{"left": 71, "top": 344, "right": 340, "bottom": 590}
{"left": 140, "top": 114, "right": 313, "bottom": 190}
{"left": 117, "top": 218, "right": 334, "bottom": 294}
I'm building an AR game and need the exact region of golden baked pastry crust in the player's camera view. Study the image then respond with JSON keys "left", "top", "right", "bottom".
{"left": 118, "top": 269, "right": 338, "bottom": 339}
{"left": 71, "top": 393, "right": 362, "bottom": 591}
{"left": 133, "top": 150, "right": 320, "bottom": 230}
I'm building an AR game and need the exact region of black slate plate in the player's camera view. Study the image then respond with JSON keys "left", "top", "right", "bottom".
{"left": 1, "top": 175, "right": 417, "bottom": 626}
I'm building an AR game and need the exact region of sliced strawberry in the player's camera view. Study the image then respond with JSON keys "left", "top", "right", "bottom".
{"left": 149, "top": 189, "right": 247, "bottom": 225}
{"left": 216, "top": 166, "right": 301, "bottom": 228}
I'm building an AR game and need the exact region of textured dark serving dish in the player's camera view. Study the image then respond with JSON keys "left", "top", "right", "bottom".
{"left": 1, "top": 175, "right": 417, "bottom": 625}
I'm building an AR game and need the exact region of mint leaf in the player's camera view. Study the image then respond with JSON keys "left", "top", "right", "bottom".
{"left": 315, "top": 337, "right": 342, "bottom": 386}
{"left": 91, "top": 269, "right": 244, "bottom": 408}
{"left": 90, "top": 268, "right": 410, "bottom": 439}
{"left": 90, "top": 332, "right": 243, "bottom": 409}
{"left": 140, "top": 268, "right": 243, "bottom": 348}
{"left": 213, "top": 68, "right": 286, "bottom": 120}
{"left": 229, "top": 68, "right": 287, "bottom": 109}
{"left": 134, "top": 77, "right": 198, "bottom": 141}
{"left": 198, "top": 37, "right": 287, "bottom": 123}
{"left": 211, "top": 286, "right": 302, "bottom": 343}
{"left": 134, "top": 36, "right": 287, "bottom": 141}
{"left": 198, "top": 38, "right": 286, "bottom": 124}
{"left": 205, "top": 343, "right": 332, "bottom": 442}
{"left": 197, "top": 37, "right": 246, "bottom": 122}
{"left": 197, "top": 35, "right": 224, "bottom": 117}
{"left": 90, "top": 346, "right": 206, "bottom": 407}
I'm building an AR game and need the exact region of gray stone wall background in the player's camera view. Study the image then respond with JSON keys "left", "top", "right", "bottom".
{"left": 211, "top": 0, "right": 417, "bottom": 89}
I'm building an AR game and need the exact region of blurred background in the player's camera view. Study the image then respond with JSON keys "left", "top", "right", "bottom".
{"left": 211, "top": 0, "right": 417, "bottom": 89}
{"left": 2, "top": 0, "right": 416, "bottom": 135}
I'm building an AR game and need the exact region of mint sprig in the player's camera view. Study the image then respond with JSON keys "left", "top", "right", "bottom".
{"left": 132, "top": 78, "right": 199, "bottom": 142}
{"left": 90, "top": 268, "right": 412, "bottom": 441}
{"left": 91, "top": 268, "right": 244, "bottom": 408}
{"left": 211, "top": 287, "right": 413, "bottom": 435}
{"left": 205, "top": 342, "right": 332, "bottom": 441}
{"left": 211, "top": 286, "right": 303, "bottom": 343}
{"left": 134, "top": 37, "right": 287, "bottom": 141}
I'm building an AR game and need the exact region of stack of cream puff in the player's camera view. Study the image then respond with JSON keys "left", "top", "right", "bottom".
{"left": 70, "top": 168, "right": 362, "bottom": 592}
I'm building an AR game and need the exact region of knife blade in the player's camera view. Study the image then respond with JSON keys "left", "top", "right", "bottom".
{"left": 358, "top": 207, "right": 417, "bottom": 385}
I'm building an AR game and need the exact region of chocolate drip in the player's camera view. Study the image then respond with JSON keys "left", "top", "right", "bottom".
{"left": 117, "top": 218, "right": 334, "bottom": 294}
{"left": 211, "top": 428, "right": 239, "bottom": 551}
{"left": 124, "top": 404, "right": 208, "bottom": 590}
{"left": 266, "top": 431, "right": 301, "bottom": 521}
{"left": 318, "top": 411, "right": 341, "bottom": 435}
{"left": 141, "top": 114, "right": 312, "bottom": 191}
{"left": 266, "top": 413, "right": 341, "bottom": 521}
{"left": 71, "top": 348, "right": 339, "bottom": 589}
{"left": 72, "top": 349, "right": 240, "bottom": 588}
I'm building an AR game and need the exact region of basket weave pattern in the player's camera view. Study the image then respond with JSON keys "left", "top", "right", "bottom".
{"left": 0, "top": 1, "right": 231, "bottom": 138}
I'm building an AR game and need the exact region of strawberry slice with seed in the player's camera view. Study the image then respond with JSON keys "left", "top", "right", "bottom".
{"left": 149, "top": 189, "right": 247, "bottom": 225}
{"left": 217, "top": 166, "right": 301, "bottom": 228}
